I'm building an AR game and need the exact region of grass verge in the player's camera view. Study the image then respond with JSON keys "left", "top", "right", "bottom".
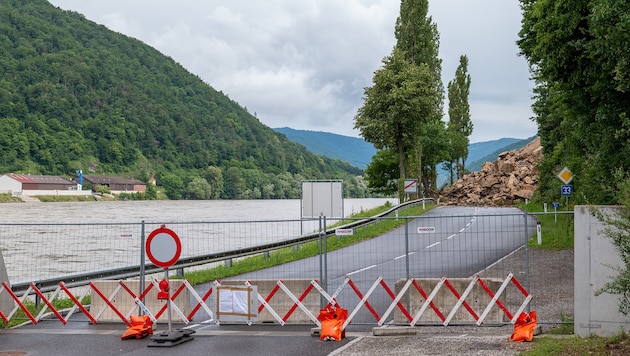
{"left": 518, "top": 202, "right": 574, "bottom": 250}
{"left": 182, "top": 202, "right": 433, "bottom": 285}
{"left": 519, "top": 330, "right": 630, "bottom": 355}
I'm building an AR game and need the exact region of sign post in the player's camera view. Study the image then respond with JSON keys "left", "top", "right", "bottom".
{"left": 145, "top": 225, "right": 194, "bottom": 347}
{"left": 557, "top": 167, "right": 574, "bottom": 209}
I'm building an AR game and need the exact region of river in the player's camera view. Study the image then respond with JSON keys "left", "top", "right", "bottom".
{"left": 0, "top": 198, "right": 397, "bottom": 283}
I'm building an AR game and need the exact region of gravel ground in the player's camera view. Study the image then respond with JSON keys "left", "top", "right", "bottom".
{"left": 333, "top": 247, "right": 574, "bottom": 355}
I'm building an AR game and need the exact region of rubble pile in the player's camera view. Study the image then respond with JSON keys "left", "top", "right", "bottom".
{"left": 440, "top": 137, "right": 542, "bottom": 206}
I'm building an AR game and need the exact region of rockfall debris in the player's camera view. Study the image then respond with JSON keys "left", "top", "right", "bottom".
{"left": 440, "top": 137, "right": 542, "bottom": 206}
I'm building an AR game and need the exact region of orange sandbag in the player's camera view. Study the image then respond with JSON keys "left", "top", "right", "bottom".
{"left": 317, "top": 305, "right": 348, "bottom": 341}
{"left": 510, "top": 310, "right": 537, "bottom": 342}
{"left": 122, "top": 315, "right": 154, "bottom": 340}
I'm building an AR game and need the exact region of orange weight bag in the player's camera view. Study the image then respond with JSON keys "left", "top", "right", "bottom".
{"left": 510, "top": 310, "right": 537, "bottom": 342}
{"left": 122, "top": 315, "right": 154, "bottom": 340}
{"left": 317, "top": 304, "right": 348, "bottom": 341}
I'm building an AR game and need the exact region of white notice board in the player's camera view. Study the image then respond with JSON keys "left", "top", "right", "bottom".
{"left": 301, "top": 180, "right": 343, "bottom": 218}
{"left": 215, "top": 285, "right": 258, "bottom": 323}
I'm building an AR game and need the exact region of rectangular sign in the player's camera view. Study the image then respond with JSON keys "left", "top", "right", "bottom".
{"left": 417, "top": 226, "right": 436, "bottom": 233}
{"left": 215, "top": 285, "right": 258, "bottom": 322}
{"left": 335, "top": 228, "right": 354, "bottom": 236}
{"left": 301, "top": 180, "right": 344, "bottom": 218}
{"left": 404, "top": 179, "right": 418, "bottom": 194}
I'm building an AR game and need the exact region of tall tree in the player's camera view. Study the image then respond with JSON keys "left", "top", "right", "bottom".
{"left": 394, "top": 0, "right": 446, "bottom": 196}
{"left": 447, "top": 55, "right": 472, "bottom": 182}
{"left": 354, "top": 47, "right": 435, "bottom": 201}
{"left": 518, "top": 0, "right": 630, "bottom": 204}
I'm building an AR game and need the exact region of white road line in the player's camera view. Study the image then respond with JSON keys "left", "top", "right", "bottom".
{"left": 459, "top": 228, "right": 466, "bottom": 233}
{"left": 347, "top": 264, "right": 377, "bottom": 276}
{"left": 447, "top": 234, "right": 456, "bottom": 239}
{"left": 426, "top": 242, "right": 441, "bottom": 249}
{"left": 394, "top": 252, "right": 415, "bottom": 260}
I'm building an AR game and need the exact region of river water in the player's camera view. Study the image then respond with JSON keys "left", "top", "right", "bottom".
{"left": 0, "top": 198, "right": 396, "bottom": 283}
{"left": 0, "top": 198, "right": 396, "bottom": 223}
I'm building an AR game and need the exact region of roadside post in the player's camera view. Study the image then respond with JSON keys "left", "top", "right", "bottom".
{"left": 145, "top": 225, "right": 194, "bottom": 347}
{"left": 552, "top": 202, "right": 560, "bottom": 223}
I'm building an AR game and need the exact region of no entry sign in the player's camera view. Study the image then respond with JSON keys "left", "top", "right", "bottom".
{"left": 146, "top": 226, "right": 181, "bottom": 268}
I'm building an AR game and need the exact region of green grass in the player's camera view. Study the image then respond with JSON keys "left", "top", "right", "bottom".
{"left": 518, "top": 202, "right": 574, "bottom": 250}
{"left": 182, "top": 202, "right": 433, "bottom": 285}
{"left": 0, "top": 193, "right": 23, "bottom": 203}
{"left": 519, "top": 330, "right": 630, "bottom": 355}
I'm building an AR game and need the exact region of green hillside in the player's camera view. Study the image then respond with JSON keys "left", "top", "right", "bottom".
{"left": 274, "top": 127, "right": 376, "bottom": 169}
{"left": 0, "top": 0, "right": 364, "bottom": 199}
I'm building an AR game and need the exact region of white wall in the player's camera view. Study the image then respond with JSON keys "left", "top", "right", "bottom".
{"left": 0, "top": 175, "right": 22, "bottom": 194}
{"left": 21, "top": 190, "right": 92, "bottom": 196}
{"left": 574, "top": 205, "right": 630, "bottom": 337}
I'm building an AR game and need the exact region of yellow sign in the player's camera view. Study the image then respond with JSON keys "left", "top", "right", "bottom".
{"left": 557, "top": 167, "right": 573, "bottom": 184}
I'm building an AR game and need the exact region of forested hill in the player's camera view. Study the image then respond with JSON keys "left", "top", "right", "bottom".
{"left": 0, "top": 0, "right": 363, "bottom": 199}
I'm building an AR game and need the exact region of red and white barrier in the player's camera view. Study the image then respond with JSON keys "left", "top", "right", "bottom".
{"left": 0, "top": 273, "right": 532, "bottom": 328}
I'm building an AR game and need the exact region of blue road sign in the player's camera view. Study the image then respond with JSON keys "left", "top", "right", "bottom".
{"left": 552, "top": 202, "right": 560, "bottom": 208}
{"left": 561, "top": 185, "right": 573, "bottom": 196}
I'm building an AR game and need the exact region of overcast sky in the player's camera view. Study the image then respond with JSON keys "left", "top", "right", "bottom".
{"left": 47, "top": 0, "right": 537, "bottom": 143}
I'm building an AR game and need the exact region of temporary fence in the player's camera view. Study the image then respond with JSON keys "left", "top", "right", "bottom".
{"left": 0, "top": 273, "right": 531, "bottom": 328}
{"left": 0, "top": 205, "right": 574, "bottom": 326}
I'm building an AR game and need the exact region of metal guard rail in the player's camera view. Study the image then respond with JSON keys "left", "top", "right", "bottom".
{"left": 11, "top": 198, "right": 434, "bottom": 295}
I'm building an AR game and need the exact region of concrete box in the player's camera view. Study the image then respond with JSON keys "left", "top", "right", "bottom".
{"left": 221, "top": 279, "right": 319, "bottom": 324}
{"left": 574, "top": 206, "right": 630, "bottom": 337}
{"left": 90, "top": 280, "right": 191, "bottom": 323}
{"left": 394, "top": 278, "right": 508, "bottom": 324}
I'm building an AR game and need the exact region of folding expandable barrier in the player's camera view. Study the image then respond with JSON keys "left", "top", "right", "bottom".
{"left": 0, "top": 273, "right": 531, "bottom": 327}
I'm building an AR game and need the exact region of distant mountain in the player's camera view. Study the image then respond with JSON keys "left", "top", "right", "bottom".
{"left": 467, "top": 136, "right": 537, "bottom": 172}
{"left": 274, "top": 128, "right": 536, "bottom": 180}
{"left": 274, "top": 128, "right": 376, "bottom": 169}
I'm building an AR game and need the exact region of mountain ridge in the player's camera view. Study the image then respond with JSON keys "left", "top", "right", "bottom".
{"left": 274, "top": 128, "right": 536, "bottom": 177}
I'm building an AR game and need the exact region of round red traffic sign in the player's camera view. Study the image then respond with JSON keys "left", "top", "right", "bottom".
{"left": 146, "top": 226, "right": 181, "bottom": 268}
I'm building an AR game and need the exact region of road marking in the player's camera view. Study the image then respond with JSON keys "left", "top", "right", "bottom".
{"left": 394, "top": 252, "right": 415, "bottom": 260}
{"left": 459, "top": 228, "right": 466, "bottom": 233}
{"left": 347, "top": 264, "right": 377, "bottom": 276}
{"left": 447, "top": 234, "right": 456, "bottom": 240}
{"left": 426, "top": 242, "right": 441, "bottom": 249}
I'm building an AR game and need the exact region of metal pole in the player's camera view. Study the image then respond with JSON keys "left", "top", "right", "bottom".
{"left": 140, "top": 221, "right": 146, "bottom": 315}
{"left": 524, "top": 211, "right": 530, "bottom": 313}
{"left": 164, "top": 269, "right": 172, "bottom": 332}
{"left": 405, "top": 217, "right": 411, "bottom": 313}
{"left": 323, "top": 215, "right": 328, "bottom": 295}
{"left": 318, "top": 214, "right": 324, "bottom": 308}
{"left": 405, "top": 217, "right": 410, "bottom": 279}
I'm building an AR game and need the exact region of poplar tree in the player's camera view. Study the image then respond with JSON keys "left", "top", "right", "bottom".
{"left": 447, "top": 55, "right": 472, "bottom": 182}
{"left": 394, "top": 0, "right": 446, "bottom": 196}
{"left": 355, "top": 0, "right": 446, "bottom": 200}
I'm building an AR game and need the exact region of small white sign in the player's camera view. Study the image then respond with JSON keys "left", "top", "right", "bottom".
{"left": 404, "top": 179, "right": 418, "bottom": 194}
{"left": 335, "top": 228, "right": 354, "bottom": 236}
{"left": 417, "top": 227, "right": 436, "bottom": 233}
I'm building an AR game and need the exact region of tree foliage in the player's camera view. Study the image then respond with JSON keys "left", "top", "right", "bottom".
{"left": 518, "top": 0, "right": 630, "bottom": 204}
{"left": 446, "top": 55, "right": 472, "bottom": 184}
{"left": 357, "top": 0, "right": 447, "bottom": 200}
{"left": 354, "top": 48, "right": 436, "bottom": 201}
{"left": 0, "top": 0, "right": 367, "bottom": 199}
{"left": 595, "top": 175, "right": 630, "bottom": 315}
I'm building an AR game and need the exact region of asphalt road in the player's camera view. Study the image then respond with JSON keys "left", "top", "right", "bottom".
{"left": 1, "top": 314, "right": 362, "bottom": 356}
{"left": 234, "top": 206, "right": 536, "bottom": 324}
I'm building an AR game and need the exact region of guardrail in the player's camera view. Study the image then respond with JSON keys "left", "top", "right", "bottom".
{"left": 11, "top": 198, "right": 434, "bottom": 295}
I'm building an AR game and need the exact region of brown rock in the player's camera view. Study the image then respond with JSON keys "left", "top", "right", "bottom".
{"left": 439, "top": 137, "right": 542, "bottom": 206}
